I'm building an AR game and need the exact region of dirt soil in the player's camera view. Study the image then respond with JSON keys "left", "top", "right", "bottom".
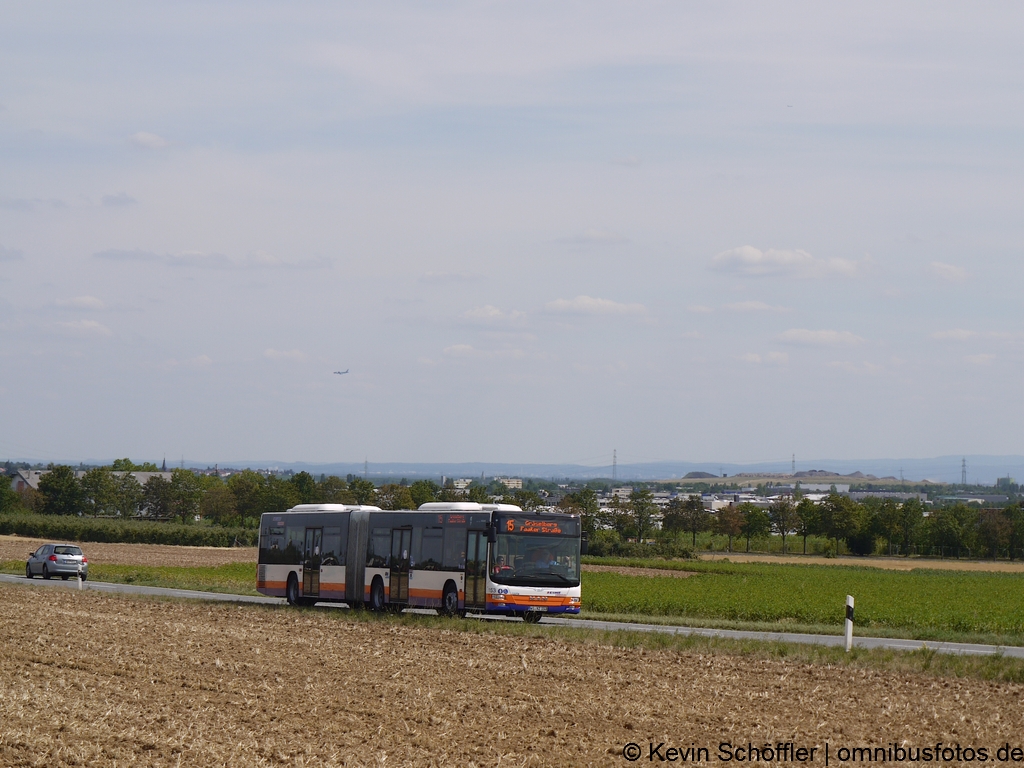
{"left": 2, "top": 584, "right": 1023, "bottom": 767}
{"left": 0, "top": 535, "right": 257, "bottom": 568}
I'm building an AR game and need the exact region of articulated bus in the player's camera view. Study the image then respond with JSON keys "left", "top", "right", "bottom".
{"left": 256, "top": 502, "right": 583, "bottom": 621}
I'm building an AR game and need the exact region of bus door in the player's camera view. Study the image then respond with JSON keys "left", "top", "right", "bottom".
{"left": 303, "top": 527, "right": 322, "bottom": 597}
{"left": 390, "top": 528, "right": 411, "bottom": 603}
{"left": 464, "top": 530, "right": 487, "bottom": 609}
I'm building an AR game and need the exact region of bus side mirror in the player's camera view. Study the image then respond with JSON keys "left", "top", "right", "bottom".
{"left": 487, "top": 525, "right": 496, "bottom": 544}
{"left": 580, "top": 534, "right": 589, "bottom": 556}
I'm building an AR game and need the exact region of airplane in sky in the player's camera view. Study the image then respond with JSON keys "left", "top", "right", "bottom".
{"left": 333, "top": 370, "right": 349, "bottom": 375}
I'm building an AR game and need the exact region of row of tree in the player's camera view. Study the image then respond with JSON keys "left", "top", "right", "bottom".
{"left": 1, "top": 464, "right": 525, "bottom": 528}
{"left": 556, "top": 488, "right": 1024, "bottom": 558}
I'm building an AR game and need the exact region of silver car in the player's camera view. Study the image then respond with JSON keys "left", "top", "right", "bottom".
{"left": 26, "top": 543, "right": 88, "bottom": 581}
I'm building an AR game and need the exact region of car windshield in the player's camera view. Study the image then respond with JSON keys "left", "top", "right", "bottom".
{"left": 53, "top": 546, "right": 82, "bottom": 556}
{"left": 491, "top": 533, "right": 580, "bottom": 587}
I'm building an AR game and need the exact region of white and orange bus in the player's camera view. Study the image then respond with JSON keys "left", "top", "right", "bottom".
{"left": 257, "top": 502, "right": 583, "bottom": 621}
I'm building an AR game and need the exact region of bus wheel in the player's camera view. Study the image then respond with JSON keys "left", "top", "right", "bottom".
{"left": 369, "top": 578, "right": 386, "bottom": 612}
{"left": 523, "top": 611, "right": 543, "bottom": 624}
{"left": 286, "top": 574, "right": 301, "bottom": 606}
{"left": 440, "top": 583, "right": 459, "bottom": 617}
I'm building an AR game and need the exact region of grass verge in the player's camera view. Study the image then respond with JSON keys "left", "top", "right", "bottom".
{"left": 0, "top": 560, "right": 258, "bottom": 595}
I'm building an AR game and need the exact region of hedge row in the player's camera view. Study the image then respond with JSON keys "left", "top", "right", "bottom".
{"left": 0, "top": 514, "right": 258, "bottom": 547}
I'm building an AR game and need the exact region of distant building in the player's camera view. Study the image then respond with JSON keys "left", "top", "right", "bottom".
{"left": 9, "top": 468, "right": 173, "bottom": 492}
{"left": 496, "top": 477, "right": 523, "bottom": 490}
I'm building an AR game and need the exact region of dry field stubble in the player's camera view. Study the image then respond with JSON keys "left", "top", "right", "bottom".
{"left": 3, "top": 585, "right": 1024, "bottom": 767}
{"left": 0, "top": 535, "right": 257, "bottom": 568}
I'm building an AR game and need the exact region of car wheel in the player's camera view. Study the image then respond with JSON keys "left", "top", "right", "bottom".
{"left": 61, "top": 575, "right": 69, "bottom": 581}
{"left": 25, "top": 563, "right": 33, "bottom": 579}
{"left": 440, "top": 583, "right": 459, "bottom": 617}
{"left": 286, "top": 574, "right": 301, "bottom": 606}
{"left": 369, "top": 578, "right": 386, "bottom": 612}
{"left": 42, "top": 565, "right": 51, "bottom": 580}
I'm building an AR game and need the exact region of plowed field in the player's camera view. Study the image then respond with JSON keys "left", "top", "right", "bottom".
{"left": 0, "top": 535, "right": 257, "bottom": 568}
{"left": 2, "top": 584, "right": 1023, "bottom": 767}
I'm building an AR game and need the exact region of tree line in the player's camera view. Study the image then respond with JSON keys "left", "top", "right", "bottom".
{"left": 556, "top": 488, "right": 1024, "bottom": 559}
{"left": 1, "top": 463, "right": 545, "bottom": 529}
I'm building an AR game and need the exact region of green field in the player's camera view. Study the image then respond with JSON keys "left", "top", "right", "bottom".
{"left": 5, "top": 556, "right": 1024, "bottom": 644}
{"left": 581, "top": 558, "right": 1024, "bottom": 642}
{"left": 1, "top": 561, "right": 257, "bottom": 595}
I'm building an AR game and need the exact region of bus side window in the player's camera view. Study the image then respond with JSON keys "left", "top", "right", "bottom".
{"left": 367, "top": 528, "right": 390, "bottom": 568}
{"left": 420, "top": 528, "right": 442, "bottom": 570}
{"left": 285, "top": 527, "right": 304, "bottom": 564}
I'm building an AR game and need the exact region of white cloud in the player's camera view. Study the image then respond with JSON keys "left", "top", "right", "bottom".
{"left": 57, "top": 296, "right": 106, "bottom": 311}
{"left": 723, "top": 300, "right": 790, "bottom": 313}
{"left": 965, "top": 353, "right": 995, "bottom": 365}
{"left": 741, "top": 352, "right": 788, "bottom": 365}
{"left": 932, "top": 328, "right": 976, "bottom": 341}
{"left": 130, "top": 131, "right": 168, "bottom": 149}
{"left": 778, "top": 329, "right": 865, "bottom": 346}
{"left": 460, "top": 305, "right": 526, "bottom": 325}
{"left": 54, "top": 319, "right": 112, "bottom": 337}
{"left": 928, "top": 262, "right": 968, "bottom": 283}
{"left": 544, "top": 295, "right": 646, "bottom": 316}
{"left": 264, "top": 349, "right": 307, "bottom": 362}
{"left": 712, "top": 246, "right": 868, "bottom": 278}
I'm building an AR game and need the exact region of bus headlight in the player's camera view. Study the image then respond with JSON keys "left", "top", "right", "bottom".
{"left": 569, "top": 597, "right": 580, "bottom": 604}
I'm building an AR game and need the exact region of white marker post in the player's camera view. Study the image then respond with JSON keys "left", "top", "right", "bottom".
{"left": 845, "top": 595, "right": 854, "bottom": 652}
{"left": 77, "top": 563, "right": 83, "bottom": 591}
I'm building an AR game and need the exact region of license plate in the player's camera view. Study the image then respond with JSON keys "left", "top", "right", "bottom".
{"left": 527, "top": 606, "right": 544, "bottom": 612}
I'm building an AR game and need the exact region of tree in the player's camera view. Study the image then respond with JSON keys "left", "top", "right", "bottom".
{"left": 898, "top": 499, "right": 924, "bottom": 556}
{"left": 113, "top": 472, "right": 144, "bottom": 517}
{"left": 317, "top": 475, "right": 355, "bottom": 504}
{"left": 794, "top": 498, "right": 819, "bottom": 555}
{"left": 0, "top": 479, "right": 22, "bottom": 514}
{"left": 466, "top": 485, "right": 491, "bottom": 504}
{"left": 81, "top": 467, "right": 118, "bottom": 517}
{"left": 738, "top": 503, "right": 771, "bottom": 552}
{"left": 715, "top": 504, "right": 743, "bottom": 552}
{"left": 561, "top": 487, "right": 600, "bottom": 536}
{"left": 818, "top": 493, "right": 860, "bottom": 551}
{"left": 872, "top": 499, "right": 902, "bottom": 555}
{"left": 347, "top": 477, "right": 377, "bottom": 506}
{"left": 169, "top": 469, "right": 202, "bottom": 524}
{"left": 977, "top": 508, "right": 1011, "bottom": 559}
{"left": 377, "top": 484, "right": 415, "bottom": 510}
{"left": 38, "top": 465, "right": 84, "bottom": 516}
{"left": 289, "top": 472, "right": 317, "bottom": 504}
{"left": 143, "top": 475, "right": 174, "bottom": 518}
{"left": 201, "top": 483, "right": 238, "bottom": 525}
{"left": 930, "top": 503, "right": 978, "bottom": 558}
{"left": 261, "top": 475, "right": 301, "bottom": 515}
{"left": 629, "top": 488, "right": 656, "bottom": 542}
{"left": 768, "top": 497, "right": 797, "bottom": 554}
{"left": 409, "top": 480, "right": 439, "bottom": 507}
{"left": 227, "top": 470, "right": 266, "bottom": 525}
{"left": 110, "top": 458, "right": 159, "bottom": 472}
{"left": 663, "top": 495, "right": 711, "bottom": 547}
{"left": 1006, "top": 504, "right": 1024, "bottom": 561}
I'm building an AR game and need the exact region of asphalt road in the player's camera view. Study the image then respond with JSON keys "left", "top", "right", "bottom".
{"left": 4, "top": 572, "right": 1022, "bottom": 659}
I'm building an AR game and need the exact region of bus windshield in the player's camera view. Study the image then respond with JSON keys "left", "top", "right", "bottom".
{"left": 491, "top": 533, "right": 580, "bottom": 587}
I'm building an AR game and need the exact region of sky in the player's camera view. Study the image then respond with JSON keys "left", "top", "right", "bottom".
{"left": 1, "top": 2, "right": 1023, "bottom": 469}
